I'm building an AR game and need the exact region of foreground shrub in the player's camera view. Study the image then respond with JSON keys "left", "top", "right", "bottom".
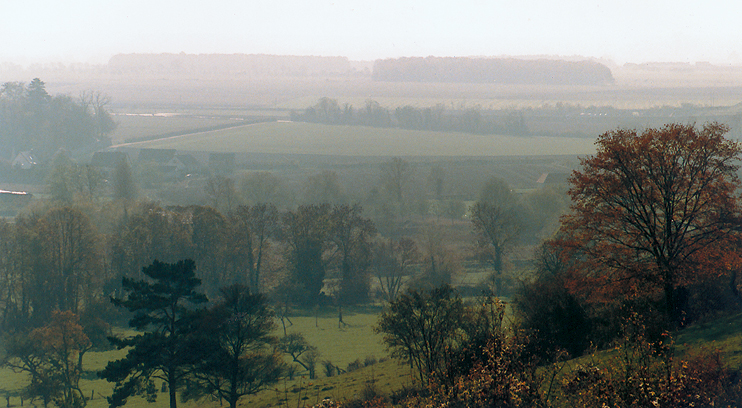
{"left": 514, "top": 242, "right": 593, "bottom": 359}
{"left": 375, "top": 285, "right": 466, "bottom": 386}
{"left": 399, "top": 330, "right": 543, "bottom": 408}
{"left": 312, "top": 396, "right": 392, "bottom": 408}
{"left": 558, "top": 315, "right": 742, "bottom": 408}
{"left": 514, "top": 271, "right": 591, "bottom": 359}
{"left": 377, "top": 285, "right": 516, "bottom": 389}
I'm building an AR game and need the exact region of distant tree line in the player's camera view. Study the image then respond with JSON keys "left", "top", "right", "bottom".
{"left": 372, "top": 56, "right": 614, "bottom": 85}
{"left": 101, "top": 54, "right": 617, "bottom": 85}
{"left": 292, "top": 96, "right": 742, "bottom": 141}
{"left": 291, "top": 97, "right": 529, "bottom": 136}
{"left": 107, "top": 53, "right": 362, "bottom": 78}
{"left": 0, "top": 79, "right": 116, "bottom": 158}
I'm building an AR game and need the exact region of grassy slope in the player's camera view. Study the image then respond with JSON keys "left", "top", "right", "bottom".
{"left": 675, "top": 312, "right": 742, "bottom": 369}
{"left": 115, "top": 121, "right": 597, "bottom": 157}
{"left": 562, "top": 313, "right": 742, "bottom": 372}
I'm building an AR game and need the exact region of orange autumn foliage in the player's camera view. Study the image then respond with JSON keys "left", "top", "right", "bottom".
{"left": 31, "top": 310, "right": 91, "bottom": 358}
{"left": 5, "top": 310, "right": 91, "bottom": 407}
{"left": 557, "top": 123, "right": 742, "bottom": 319}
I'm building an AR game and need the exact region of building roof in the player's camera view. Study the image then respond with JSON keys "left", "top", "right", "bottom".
{"left": 174, "top": 153, "right": 200, "bottom": 169}
{"left": 536, "top": 172, "right": 569, "bottom": 185}
{"left": 138, "top": 148, "right": 177, "bottom": 163}
{"left": 91, "top": 151, "right": 129, "bottom": 168}
{"left": 12, "top": 151, "right": 38, "bottom": 169}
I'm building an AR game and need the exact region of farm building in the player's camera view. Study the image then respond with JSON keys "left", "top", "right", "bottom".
{"left": 209, "top": 152, "right": 235, "bottom": 175}
{"left": 12, "top": 151, "right": 38, "bottom": 169}
{"left": 167, "top": 153, "right": 201, "bottom": 177}
{"left": 536, "top": 172, "right": 569, "bottom": 187}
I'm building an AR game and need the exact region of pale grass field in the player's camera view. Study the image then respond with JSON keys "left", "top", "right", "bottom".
{"left": 109, "top": 114, "right": 238, "bottom": 144}
{"left": 117, "top": 121, "right": 597, "bottom": 157}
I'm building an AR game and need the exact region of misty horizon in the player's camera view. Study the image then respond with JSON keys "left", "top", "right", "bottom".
{"left": 4, "top": 1, "right": 742, "bottom": 67}
{"left": 5, "top": 51, "right": 742, "bottom": 70}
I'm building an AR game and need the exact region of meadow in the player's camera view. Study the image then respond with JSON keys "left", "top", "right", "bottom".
{"left": 114, "top": 121, "right": 598, "bottom": 157}
{"left": 0, "top": 306, "right": 400, "bottom": 408}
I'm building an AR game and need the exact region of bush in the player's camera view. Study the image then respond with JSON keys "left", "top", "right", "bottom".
{"left": 322, "top": 360, "right": 336, "bottom": 377}
{"left": 514, "top": 272, "right": 591, "bottom": 359}
{"left": 559, "top": 315, "right": 742, "bottom": 408}
{"left": 389, "top": 384, "right": 425, "bottom": 405}
{"left": 360, "top": 381, "right": 380, "bottom": 402}
{"left": 347, "top": 359, "right": 363, "bottom": 373}
{"left": 363, "top": 355, "right": 377, "bottom": 367}
{"left": 400, "top": 331, "right": 543, "bottom": 408}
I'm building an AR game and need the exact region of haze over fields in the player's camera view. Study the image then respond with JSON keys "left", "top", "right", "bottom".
{"left": 3, "top": 1, "right": 742, "bottom": 66}
{"left": 4, "top": 1, "right": 742, "bottom": 152}
{"left": 2, "top": 0, "right": 742, "bottom": 204}
{"left": 4, "top": 4, "right": 742, "bottom": 408}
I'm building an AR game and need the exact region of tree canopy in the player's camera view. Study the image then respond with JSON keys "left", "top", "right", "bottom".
{"left": 187, "top": 285, "right": 283, "bottom": 408}
{"left": 559, "top": 122, "right": 742, "bottom": 323}
{"left": 100, "top": 259, "right": 208, "bottom": 408}
{"left": 375, "top": 285, "right": 466, "bottom": 386}
{"left": 4, "top": 310, "right": 91, "bottom": 408}
{"left": 470, "top": 177, "right": 522, "bottom": 296}
{"left": 0, "top": 79, "right": 116, "bottom": 157}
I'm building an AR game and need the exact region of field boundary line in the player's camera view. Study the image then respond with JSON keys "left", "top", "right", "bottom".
{"left": 111, "top": 120, "right": 272, "bottom": 148}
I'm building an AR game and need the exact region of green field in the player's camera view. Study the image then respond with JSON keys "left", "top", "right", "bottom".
{"left": 282, "top": 308, "right": 387, "bottom": 368}
{"left": 115, "top": 121, "right": 597, "bottom": 157}
{"left": 0, "top": 307, "right": 394, "bottom": 408}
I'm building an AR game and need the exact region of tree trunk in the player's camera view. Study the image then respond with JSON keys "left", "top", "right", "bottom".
{"left": 229, "top": 377, "right": 238, "bottom": 408}
{"left": 169, "top": 370, "right": 177, "bottom": 408}
{"left": 730, "top": 268, "right": 741, "bottom": 300}
{"left": 78, "top": 348, "right": 86, "bottom": 374}
{"left": 493, "top": 245, "right": 503, "bottom": 296}
{"left": 664, "top": 280, "right": 675, "bottom": 327}
{"left": 254, "top": 241, "right": 264, "bottom": 294}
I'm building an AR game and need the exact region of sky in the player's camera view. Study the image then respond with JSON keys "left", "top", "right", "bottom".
{"left": 2, "top": 0, "right": 741, "bottom": 66}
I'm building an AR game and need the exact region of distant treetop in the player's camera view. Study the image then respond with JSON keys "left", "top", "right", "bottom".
{"left": 372, "top": 56, "right": 614, "bottom": 85}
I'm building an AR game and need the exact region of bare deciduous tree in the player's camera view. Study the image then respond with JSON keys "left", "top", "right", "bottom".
{"left": 381, "top": 157, "right": 412, "bottom": 203}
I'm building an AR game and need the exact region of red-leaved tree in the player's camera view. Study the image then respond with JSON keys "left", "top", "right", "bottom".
{"left": 559, "top": 123, "right": 742, "bottom": 323}
{"left": 5, "top": 310, "right": 91, "bottom": 407}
